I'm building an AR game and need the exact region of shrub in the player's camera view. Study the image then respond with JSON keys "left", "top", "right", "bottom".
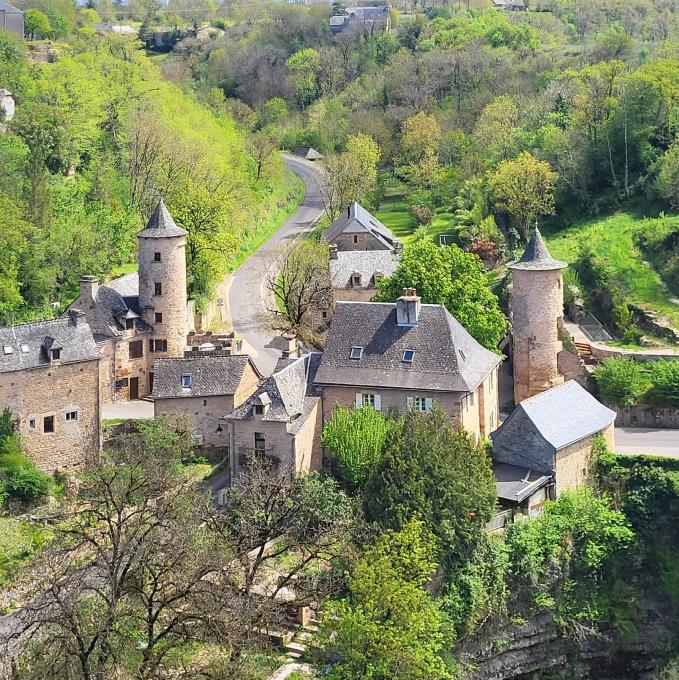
{"left": 410, "top": 203, "right": 433, "bottom": 226}
{"left": 647, "top": 360, "right": 679, "bottom": 406}
{"left": 0, "top": 452, "right": 50, "bottom": 502}
{"left": 592, "top": 357, "right": 651, "bottom": 407}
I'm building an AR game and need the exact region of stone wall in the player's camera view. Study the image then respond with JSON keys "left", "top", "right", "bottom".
{"left": 334, "top": 232, "right": 388, "bottom": 252}
{"left": 155, "top": 395, "right": 235, "bottom": 447}
{"left": 1, "top": 360, "right": 101, "bottom": 473}
{"left": 231, "top": 418, "right": 293, "bottom": 474}
{"left": 293, "top": 399, "right": 322, "bottom": 474}
{"left": 612, "top": 404, "right": 679, "bottom": 428}
{"left": 554, "top": 424, "right": 614, "bottom": 495}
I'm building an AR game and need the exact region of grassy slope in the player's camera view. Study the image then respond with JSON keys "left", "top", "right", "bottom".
{"left": 545, "top": 212, "right": 679, "bottom": 328}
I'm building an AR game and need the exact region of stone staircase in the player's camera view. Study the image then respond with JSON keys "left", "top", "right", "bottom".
{"left": 282, "top": 618, "right": 320, "bottom": 662}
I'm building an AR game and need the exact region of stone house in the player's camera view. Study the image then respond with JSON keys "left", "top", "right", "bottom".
{"left": 492, "top": 0, "right": 527, "bottom": 9}
{"left": 329, "top": 6, "right": 391, "bottom": 33}
{"left": 293, "top": 147, "right": 323, "bottom": 161}
{"left": 0, "top": 311, "right": 101, "bottom": 472}
{"left": 491, "top": 380, "right": 616, "bottom": 496}
{"left": 323, "top": 202, "right": 401, "bottom": 314}
{"left": 224, "top": 353, "right": 323, "bottom": 480}
{"left": 152, "top": 353, "right": 261, "bottom": 448}
{"left": 66, "top": 199, "right": 188, "bottom": 403}
{"left": 0, "top": 1, "right": 23, "bottom": 38}
{"left": 0, "top": 88, "right": 15, "bottom": 123}
{"left": 314, "top": 290, "right": 502, "bottom": 441}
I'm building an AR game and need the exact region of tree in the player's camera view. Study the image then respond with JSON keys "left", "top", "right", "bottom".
{"left": 264, "top": 237, "right": 332, "bottom": 346}
{"left": 375, "top": 238, "right": 507, "bottom": 351}
{"left": 249, "top": 131, "right": 278, "bottom": 182}
{"left": 592, "top": 356, "right": 651, "bottom": 407}
{"left": 488, "top": 152, "right": 558, "bottom": 245}
{"left": 319, "top": 519, "right": 453, "bottom": 680}
{"left": 286, "top": 47, "right": 321, "bottom": 108}
{"left": 656, "top": 139, "right": 679, "bottom": 208}
{"left": 400, "top": 111, "right": 441, "bottom": 165}
{"left": 473, "top": 95, "right": 518, "bottom": 166}
{"left": 322, "top": 405, "right": 394, "bottom": 491}
{"left": 24, "top": 9, "right": 52, "bottom": 40}
{"left": 262, "top": 96, "right": 289, "bottom": 125}
{"left": 364, "top": 407, "right": 497, "bottom": 571}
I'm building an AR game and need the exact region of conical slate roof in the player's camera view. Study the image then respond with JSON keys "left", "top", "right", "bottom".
{"left": 137, "top": 199, "right": 188, "bottom": 238}
{"left": 508, "top": 228, "right": 566, "bottom": 271}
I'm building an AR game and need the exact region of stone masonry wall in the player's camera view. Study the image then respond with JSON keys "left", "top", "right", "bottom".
{"left": 334, "top": 232, "right": 389, "bottom": 252}
{"left": 1, "top": 360, "right": 101, "bottom": 473}
{"left": 155, "top": 395, "right": 235, "bottom": 447}
{"left": 231, "top": 418, "right": 293, "bottom": 474}
{"left": 554, "top": 424, "right": 614, "bottom": 495}
{"left": 293, "top": 400, "right": 322, "bottom": 474}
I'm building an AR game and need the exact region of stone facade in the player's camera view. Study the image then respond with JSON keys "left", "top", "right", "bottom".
{"left": 333, "top": 231, "right": 387, "bottom": 252}
{"left": 554, "top": 424, "right": 614, "bottom": 495}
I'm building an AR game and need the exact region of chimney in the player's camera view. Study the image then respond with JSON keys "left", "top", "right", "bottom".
{"left": 396, "top": 288, "right": 421, "bottom": 327}
{"left": 329, "top": 243, "right": 338, "bottom": 260}
{"left": 79, "top": 275, "right": 99, "bottom": 307}
{"left": 347, "top": 204, "right": 351, "bottom": 218}
{"left": 68, "top": 309, "right": 87, "bottom": 327}
{"left": 394, "top": 239, "right": 403, "bottom": 255}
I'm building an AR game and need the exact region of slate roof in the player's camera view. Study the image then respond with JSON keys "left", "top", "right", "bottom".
{"left": 0, "top": 1, "right": 23, "bottom": 13}
{"left": 491, "top": 381, "right": 616, "bottom": 452}
{"left": 137, "top": 199, "right": 188, "bottom": 239}
{"left": 494, "top": 463, "right": 551, "bottom": 504}
{"left": 314, "top": 302, "right": 501, "bottom": 392}
{"left": 226, "top": 353, "right": 322, "bottom": 425}
{"left": 152, "top": 355, "right": 258, "bottom": 399}
{"left": 0, "top": 316, "right": 99, "bottom": 374}
{"left": 324, "top": 202, "right": 395, "bottom": 248}
{"left": 330, "top": 250, "right": 398, "bottom": 289}
{"left": 509, "top": 229, "right": 566, "bottom": 271}
{"left": 293, "top": 147, "right": 323, "bottom": 160}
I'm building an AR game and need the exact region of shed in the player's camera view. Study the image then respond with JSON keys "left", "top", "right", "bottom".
{"left": 0, "top": 1, "right": 23, "bottom": 38}
{"left": 293, "top": 146, "right": 324, "bottom": 161}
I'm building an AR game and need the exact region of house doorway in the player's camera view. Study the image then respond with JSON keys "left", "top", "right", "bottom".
{"left": 149, "top": 372, "right": 154, "bottom": 394}
{"left": 130, "top": 377, "right": 139, "bottom": 400}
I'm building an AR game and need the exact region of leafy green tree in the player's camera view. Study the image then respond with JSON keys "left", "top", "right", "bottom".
{"left": 24, "top": 9, "right": 52, "bottom": 40}
{"left": 400, "top": 111, "right": 441, "bottom": 166}
{"left": 320, "top": 519, "right": 454, "bottom": 680}
{"left": 262, "top": 96, "right": 289, "bottom": 125}
{"left": 0, "top": 30, "right": 28, "bottom": 92}
{"left": 656, "top": 140, "right": 679, "bottom": 208}
{"left": 375, "top": 237, "right": 507, "bottom": 351}
{"left": 488, "top": 152, "right": 558, "bottom": 245}
{"left": 322, "top": 405, "right": 394, "bottom": 491}
{"left": 473, "top": 95, "right": 518, "bottom": 166}
{"left": 592, "top": 357, "right": 651, "bottom": 407}
{"left": 364, "top": 407, "right": 497, "bottom": 571}
{"left": 648, "top": 360, "right": 679, "bottom": 406}
{"left": 286, "top": 48, "right": 321, "bottom": 108}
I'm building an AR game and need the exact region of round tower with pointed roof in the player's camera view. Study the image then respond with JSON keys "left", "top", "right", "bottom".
{"left": 137, "top": 199, "right": 188, "bottom": 361}
{"left": 509, "top": 228, "right": 567, "bottom": 404}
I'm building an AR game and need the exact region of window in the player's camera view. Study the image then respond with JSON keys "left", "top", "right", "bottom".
{"left": 154, "top": 282, "right": 162, "bottom": 296}
{"left": 350, "top": 346, "right": 363, "bottom": 360}
{"left": 51, "top": 349, "right": 61, "bottom": 361}
{"left": 203, "top": 399, "right": 207, "bottom": 406}
{"left": 154, "top": 252, "right": 162, "bottom": 262}
{"left": 65, "top": 410, "right": 78, "bottom": 422}
{"left": 29, "top": 418, "right": 36, "bottom": 429}
{"left": 322, "top": 311, "right": 328, "bottom": 319}
{"left": 129, "top": 340, "right": 143, "bottom": 359}
{"left": 352, "top": 274, "right": 361, "bottom": 287}
{"left": 3, "top": 345, "right": 13, "bottom": 355}
{"left": 356, "top": 393, "right": 381, "bottom": 410}
{"left": 254, "top": 432, "right": 266, "bottom": 452}
{"left": 254, "top": 404, "right": 264, "bottom": 415}
{"left": 407, "top": 396, "right": 433, "bottom": 413}
{"left": 181, "top": 374, "right": 192, "bottom": 388}
{"left": 20, "top": 344, "right": 29, "bottom": 353}
{"left": 353, "top": 234, "right": 359, "bottom": 244}
{"left": 150, "top": 339, "right": 168, "bottom": 352}
{"left": 155, "top": 312, "right": 163, "bottom": 323}
{"left": 402, "top": 349, "right": 415, "bottom": 363}
{"left": 43, "top": 415, "right": 54, "bottom": 433}
{"left": 125, "top": 319, "right": 134, "bottom": 330}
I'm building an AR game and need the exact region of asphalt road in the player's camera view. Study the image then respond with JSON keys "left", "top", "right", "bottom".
{"left": 228, "top": 154, "right": 324, "bottom": 377}
{"left": 615, "top": 427, "right": 679, "bottom": 457}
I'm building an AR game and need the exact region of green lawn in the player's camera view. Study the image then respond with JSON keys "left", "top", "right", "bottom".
{"left": 545, "top": 212, "right": 679, "bottom": 328}
{"left": 375, "top": 187, "right": 453, "bottom": 245}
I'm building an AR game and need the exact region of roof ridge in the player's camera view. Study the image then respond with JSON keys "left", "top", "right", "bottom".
{"left": 1, "top": 316, "right": 72, "bottom": 332}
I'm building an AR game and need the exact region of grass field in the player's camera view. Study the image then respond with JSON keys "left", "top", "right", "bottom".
{"left": 545, "top": 211, "right": 679, "bottom": 328}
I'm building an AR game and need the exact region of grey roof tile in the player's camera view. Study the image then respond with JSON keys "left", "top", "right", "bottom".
{"left": 0, "top": 316, "right": 99, "bottom": 373}
{"left": 509, "top": 229, "right": 566, "bottom": 271}
{"left": 324, "top": 202, "right": 394, "bottom": 247}
{"left": 137, "top": 199, "right": 188, "bottom": 239}
{"left": 152, "top": 355, "right": 255, "bottom": 398}
{"left": 330, "top": 250, "right": 399, "bottom": 289}
{"left": 314, "top": 302, "right": 501, "bottom": 392}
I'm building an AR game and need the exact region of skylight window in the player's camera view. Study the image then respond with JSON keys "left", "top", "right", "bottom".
{"left": 20, "top": 344, "right": 29, "bottom": 353}
{"left": 458, "top": 349, "right": 466, "bottom": 362}
{"left": 350, "top": 346, "right": 363, "bottom": 360}
{"left": 402, "top": 349, "right": 415, "bottom": 363}
{"left": 3, "top": 346, "right": 13, "bottom": 355}
{"left": 181, "top": 374, "right": 192, "bottom": 388}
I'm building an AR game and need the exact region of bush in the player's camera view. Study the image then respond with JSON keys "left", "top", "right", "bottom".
{"left": 0, "top": 452, "right": 50, "bottom": 502}
{"left": 592, "top": 357, "right": 651, "bottom": 407}
{"left": 647, "top": 360, "right": 679, "bottom": 406}
{"left": 410, "top": 203, "right": 433, "bottom": 226}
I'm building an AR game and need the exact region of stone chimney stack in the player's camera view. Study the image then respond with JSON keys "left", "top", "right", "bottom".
{"left": 79, "top": 276, "right": 99, "bottom": 308}
{"left": 329, "top": 243, "right": 338, "bottom": 260}
{"left": 396, "top": 288, "right": 421, "bottom": 327}
{"left": 68, "top": 309, "right": 87, "bottom": 327}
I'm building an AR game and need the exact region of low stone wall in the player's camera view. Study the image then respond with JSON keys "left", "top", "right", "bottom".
{"left": 590, "top": 344, "right": 679, "bottom": 362}
{"left": 613, "top": 404, "right": 679, "bottom": 428}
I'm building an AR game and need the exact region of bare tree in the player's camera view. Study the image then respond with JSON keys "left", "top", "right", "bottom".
{"left": 263, "top": 238, "right": 332, "bottom": 346}
{"left": 248, "top": 132, "right": 278, "bottom": 182}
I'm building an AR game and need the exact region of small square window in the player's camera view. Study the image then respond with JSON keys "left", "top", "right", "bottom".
{"left": 352, "top": 275, "right": 361, "bottom": 287}
{"left": 155, "top": 312, "right": 163, "bottom": 323}
{"left": 254, "top": 432, "right": 266, "bottom": 452}
{"left": 322, "top": 311, "right": 328, "bottom": 319}
{"left": 402, "top": 349, "right": 415, "bottom": 363}
{"left": 181, "top": 374, "right": 191, "bottom": 388}
{"left": 43, "top": 415, "right": 55, "bottom": 433}
{"left": 20, "top": 344, "right": 30, "bottom": 353}
{"left": 254, "top": 404, "right": 264, "bottom": 415}
{"left": 125, "top": 319, "right": 134, "bottom": 330}
{"left": 3, "top": 345, "right": 13, "bottom": 355}
{"left": 353, "top": 235, "right": 359, "bottom": 244}
{"left": 66, "top": 410, "right": 78, "bottom": 422}
{"left": 350, "top": 346, "right": 363, "bottom": 360}
{"left": 51, "top": 349, "right": 61, "bottom": 361}
{"left": 129, "top": 340, "right": 143, "bottom": 359}
{"left": 29, "top": 418, "right": 36, "bottom": 429}
{"left": 154, "top": 282, "right": 162, "bottom": 296}
{"left": 154, "top": 252, "right": 162, "bottom": 262}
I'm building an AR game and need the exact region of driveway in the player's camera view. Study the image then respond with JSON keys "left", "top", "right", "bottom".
{"left": 228, "top": 154, "right": 324, "bottom": 376}
{"left": 615, "top": 427, "right": 679, "bottom": 457}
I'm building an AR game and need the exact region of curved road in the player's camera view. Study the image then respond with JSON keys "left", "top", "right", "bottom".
{"left": 228, "top": 154, "right": 324, "bottom": 376}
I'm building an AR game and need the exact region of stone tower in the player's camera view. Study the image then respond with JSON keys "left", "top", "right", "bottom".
{"left": 137, "top": 199, "right": 188, "bottom": 361}
{"left": 509, "top": 228, "right": 567, "bottom": 404}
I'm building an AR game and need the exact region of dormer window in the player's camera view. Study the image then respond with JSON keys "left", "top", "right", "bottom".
{"left": 181, "top": 374, "right": 191, "bottom": 388}
{"left": 20, "top": 344, "right": 29, "bottom": 353}
{"left": 350, "top": 346, "right": 363, "bottom": 360}
{"left": 254, "top": 404, "right": 264, "bottom": 415}
{"left": 352, "top": 274, "right": 361, "bottom": 287}
{"left": 3, "top": 345, "right": 13, "bottom": 355}
{"left": 51, "top": 349, "right": 61, "bottom": 361}
{"left": 402, "top": 349, "right": 415, "bottom": 363}
{"left": 125, "top": 319, "right": 134, "bottom": 330}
